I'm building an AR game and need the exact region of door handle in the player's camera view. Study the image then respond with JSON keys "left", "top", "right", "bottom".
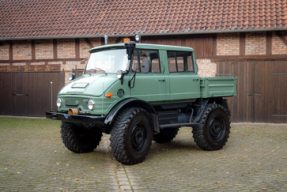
{"left": 12, "top": 93, "right": 23, "bottom": 96}
{"left": 247, "top": 94, "right": 261, "bottom": 96}
{"left": 193, "top": 79, "right": 199, "bottom": 81}
{"left": 158, "top": 79, "right": 165, "bottom": 82}
{"left": 12, "top": 93, "right": 29, "bottom": 96}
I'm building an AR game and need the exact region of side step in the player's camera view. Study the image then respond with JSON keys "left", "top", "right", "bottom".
{"left": 159, "top": 122, "right": 199, "bottom": 129}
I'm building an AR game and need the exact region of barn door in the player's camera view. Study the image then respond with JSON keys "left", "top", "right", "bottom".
{"left": 216, "top": 61, "right": 253, "bottom": 122}
{"left": 0, "top": 72, "right": 65, "bottom": 117}
{"left": 272, "top": 61, "right": 287, "bottom": 123}
{"left": 217, "top": 61, "right": 287, "bottom": 123}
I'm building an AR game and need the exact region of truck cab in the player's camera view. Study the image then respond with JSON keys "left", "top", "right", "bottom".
{"left": 46, "top": 41, "right": 237, "bottom": 165}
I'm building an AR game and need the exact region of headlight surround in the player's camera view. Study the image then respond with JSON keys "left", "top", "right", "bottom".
{"left": 88, "top": 100, "right": 95, "bottom": 110}
{"left": 56, "top": 98, "right": 62, "bottom": 107}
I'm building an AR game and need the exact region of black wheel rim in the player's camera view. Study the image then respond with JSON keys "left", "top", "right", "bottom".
{"left": 208, "top": 116, "right": 226, "bottom": 141}
{"left": 131, "top": 122, "right": 147, "bottom": 150}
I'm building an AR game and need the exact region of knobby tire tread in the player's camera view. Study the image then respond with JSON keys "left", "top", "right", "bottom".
{"left": 109, "top": 107, "right": 152, "bottom": 165}
{"left": 192, "top": 104, "right": 231, "bottom": 151}
{"left": 60, "top": 122, "right": 102, "bottom": 153}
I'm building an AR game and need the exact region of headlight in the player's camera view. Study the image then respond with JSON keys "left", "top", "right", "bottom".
{"left": 116, "top": 70, "right": 123, "bottom": 79}
{"left": 88, "top": 100, "right": 95, "bottom": 110}
{"left": 56, "top": 98, "right": 62, "bottom": 107}
{"left": 68, "top": 73, "right": 75, "bottom": 81}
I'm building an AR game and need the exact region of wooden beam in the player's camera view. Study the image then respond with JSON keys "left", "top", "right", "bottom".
{"left": 266, "top": 32, "right": 272, "bottom": 55}
{"left": 84, "top": 38, "right": 94, "bottom": 49}
{"left": 31, "top": 40, "right": 36, "bottom": 61}
{"left": 275, "top": 31, "right": 287, "bottom": 47}
{"left": 53, "top": 39, "right": 57, "bottom": 59}
{"left": 9, "top": 41, "right": 13, "bottom": 61}
{"left": 214, "top": 55, "right": 287, "bottom": 62}
{"left": 101, "top": 37, "right": 105, "bottom": 45}
{"left": 213, "top": 34, "right": 217, "bottom": 56}
{"left": 240, "top": 33, "right": 246, "bottom": 56}
{"left": 0, "top": 58, "right": 88, "bottom": 64}
{"left": 75, "top": 38, "right": 80, "bottom": 58}
{"left": 115, "top": 37, "right": 122, "bottom": 44}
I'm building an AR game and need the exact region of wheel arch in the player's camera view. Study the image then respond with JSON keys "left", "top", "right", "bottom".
{"left": 104, "top": 98, "right": 157, "bottom": 125}
{"left": 208, "top": 97, "right": 231, "bottom": 116}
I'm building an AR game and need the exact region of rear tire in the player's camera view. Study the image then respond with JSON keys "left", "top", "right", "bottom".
{"left": 60, "top": 122, "right": 102, "bottom": 153}
{"left": 109, "top": 108, "right": 152, "bottom": 165}
{"left": 192, "top": 104, "right": 230, "bottom": 151}
{"left": 153, "top": 128, "right": 179, "bottom": 143}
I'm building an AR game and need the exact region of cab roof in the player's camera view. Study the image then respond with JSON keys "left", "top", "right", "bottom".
{"left": 89, "top": 42, "right": 194, "bottom": 53}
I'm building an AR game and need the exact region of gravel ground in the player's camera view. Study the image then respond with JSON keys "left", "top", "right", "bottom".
{"left": 0, "top": 118, "right": 286, "bottom": 191}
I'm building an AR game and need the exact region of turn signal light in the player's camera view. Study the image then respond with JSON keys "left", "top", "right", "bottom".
{"left": 105, "top": 93, "right": 113, "bottom": 98}
{"left": 123, "top": 38, "right": 130, "bottom": 43}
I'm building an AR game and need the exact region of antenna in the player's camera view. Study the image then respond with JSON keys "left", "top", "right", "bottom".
{"left": 102, "top": 81, "right": 104, "bottom": 116}
{"left": 104, "top": 35, "right": 108, "bottom": 45}
{"left": 50, "top": 82, "right": 53, "bottom": 112}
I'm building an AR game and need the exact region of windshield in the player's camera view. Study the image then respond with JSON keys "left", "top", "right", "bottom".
{"left": 85, "top": 49, "right": 128, "bottom": 74}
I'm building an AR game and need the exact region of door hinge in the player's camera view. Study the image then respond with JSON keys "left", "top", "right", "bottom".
{"left": 273, "top": 73, "right": 287, "bottom": 76}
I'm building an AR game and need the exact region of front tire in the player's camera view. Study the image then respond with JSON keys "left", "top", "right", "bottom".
{"left": 60, "top": 122, "right": 102, "bottom": 153}
{"left": 192, "top": 104, "right": 231, "bottom": 151}
{"left": 109, "top": 108, "right": 152, "bottom": 165}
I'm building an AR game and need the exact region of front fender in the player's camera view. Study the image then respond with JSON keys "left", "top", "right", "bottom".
{"left": 104, "top": 98, "right": 157, "bottom": 125}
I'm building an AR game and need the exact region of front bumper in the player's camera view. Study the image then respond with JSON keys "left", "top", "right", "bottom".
{"left": 46, "top": 111, "right": 105, "bottom": 125}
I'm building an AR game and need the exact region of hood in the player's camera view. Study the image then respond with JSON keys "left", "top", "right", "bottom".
{"left": 59, "top": 74, "right": 118, "bottom": 96}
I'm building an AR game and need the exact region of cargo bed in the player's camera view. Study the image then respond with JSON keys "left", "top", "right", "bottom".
{"left": 200, "top": 77, "right": 237, "bottom": 98}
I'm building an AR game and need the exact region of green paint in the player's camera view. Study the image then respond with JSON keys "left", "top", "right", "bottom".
{"left": 57, "top": 42, "right": 237, "bottom": 115}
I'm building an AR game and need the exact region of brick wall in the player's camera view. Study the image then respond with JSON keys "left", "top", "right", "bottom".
{"left": 217, "top": 33, "right": 240, "bottom": 55}
{"left": 246, "top": 32, "right": 266, "bottom": 55}
{"left": 272, "top": 31, "right": 287, "bottom": 55}
{"left": 35, "top": 39, "right": 53, "bottom": 59}
{"left": 80, "top": 38, "right": 101, "bottom": 58}
{"left": 0, "top": 41, "right": 9, "bottom": 60}
{"left": 57, "top": 39, "right": 75, "bottom": 59}
{"left": 196, "top": 59, "right": 216, "bottom": 77}
{"left": 13, "top": 40, "right": 31, "bottom": 60}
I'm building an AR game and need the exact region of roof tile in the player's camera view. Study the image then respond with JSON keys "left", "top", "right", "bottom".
{"left": 0, "top": 0, "right": 286, "bottom": 39}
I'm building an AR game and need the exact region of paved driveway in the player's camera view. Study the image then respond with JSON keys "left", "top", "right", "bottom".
{"left": 0, "top": 118, "right": 286, "bottom": 191}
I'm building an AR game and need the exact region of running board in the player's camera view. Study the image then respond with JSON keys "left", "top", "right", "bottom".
{"left": 159, "top": 122, "right": 199, "bottom": 129}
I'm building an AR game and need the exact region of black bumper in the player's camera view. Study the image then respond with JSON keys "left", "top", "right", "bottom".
{"left": 46, "top": 112, "right": 105, "bottom": 125}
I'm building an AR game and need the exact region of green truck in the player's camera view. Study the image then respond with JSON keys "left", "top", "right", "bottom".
{"left": 46, "top": 41, "right": 237, "bottom": 165}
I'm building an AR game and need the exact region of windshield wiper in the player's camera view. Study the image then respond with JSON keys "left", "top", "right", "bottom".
{"left": 94, "top": 67, "right": 107, "bottom": 75}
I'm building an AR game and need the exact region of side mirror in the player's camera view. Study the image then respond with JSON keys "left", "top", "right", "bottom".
{"left": 142, "top": 58, "right": 151, "bottom": 73}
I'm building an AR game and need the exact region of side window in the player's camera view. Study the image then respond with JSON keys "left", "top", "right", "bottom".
{"left": 168, "top": 52, "right": 177, "bottom": 72}
{"left": 132, "top": 49, "right": 160, "bottom": 73}
{"left": 167, "top": 51, "right": 194, "bottom": 73}
{"left": 177, "top": 56, "right": 184, "bottom": 72}
{"left": 187, "top": 54, "right": 194, "bottom": 72}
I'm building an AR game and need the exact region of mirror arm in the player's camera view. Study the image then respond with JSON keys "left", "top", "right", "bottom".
{"left": 128, "top": 70, "right": 137, "bottom": 88}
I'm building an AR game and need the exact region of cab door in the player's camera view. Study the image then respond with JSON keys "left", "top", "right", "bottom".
{"left": 167, "top": 51, "right": 200, "bottom": 100}
{"left": 129, "top": 49, "right": 166, "bottom": 102}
